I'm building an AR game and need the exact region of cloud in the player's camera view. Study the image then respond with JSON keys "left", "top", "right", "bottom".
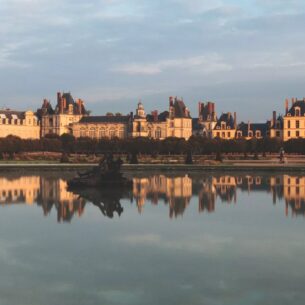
{"left": 112, "top": 54, "right": 232, "bottom": 75}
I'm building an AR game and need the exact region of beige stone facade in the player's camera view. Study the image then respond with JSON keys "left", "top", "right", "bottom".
{"left": 212, "top": 112, "right": 237, "bottom": 139}
{"left": 282, "top": 99, "right": 305, "bottom": 141}
{"left": 0, "top": 110, "right": 40, "bottom": 139}
{"left": 39, "top": 92, "right": 87, "bottom": 137}
{"left": 71, "top": 97, "right": 192, "bottom": 140}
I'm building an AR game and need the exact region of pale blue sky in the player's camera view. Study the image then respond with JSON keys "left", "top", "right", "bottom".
{"left": 0, "top": 0, "right": 305, "bottom": 121}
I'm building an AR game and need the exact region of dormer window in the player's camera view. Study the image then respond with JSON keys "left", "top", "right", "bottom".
{"left": 248, "top": 131, "right": 253, "bottom": 137}
{"left": 287, "top": 113, "right": 291, "bottom": 116}
{"left": 237, "top": 131, "right": 242, "bottom": 138}
{"left": 221, "top": 122, "right": 226, "bottom": 129}
{"left": 255, "top": 131, "right": 261, "bottom": 138}
{"left": 227, "top": 126, "right": 230, "bottom": 130}
{"left": 295, "top": 107, "right": 301, "bottom": 116}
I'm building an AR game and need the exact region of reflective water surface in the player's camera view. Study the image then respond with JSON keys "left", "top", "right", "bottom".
{"left": 0, "top": 171, "right": 305, "bottom": 305}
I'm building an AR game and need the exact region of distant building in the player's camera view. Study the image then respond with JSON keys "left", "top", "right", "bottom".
{"left": 192, "top": 102, "right": 217, "bottom": 138}
{"left": 283, "top": 98, "right": 305, "bottom": 141}
{"left": 236, "top": 122, "right": 268, "bottom": 140}
{"left": 212, "top": 112, "right": 237, "bottom": 139}
{"left": 38, "top": 92, "right": 88, "bottom": 137}
{"left": 71, "top": 97, "right": 192, "bottom": 140}
{"left": 268, "top": 111, "right": 283, "bottom": 139}
{"left": 0, "top": 109, "right": 40, "bottom": 139}
{"left": 71, "top": 114, "right": 131, "bottom": 139}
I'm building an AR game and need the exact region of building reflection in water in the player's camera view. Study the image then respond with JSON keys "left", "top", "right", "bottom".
{"left": 1, "top": 173, "right": 305, "bottom": 221}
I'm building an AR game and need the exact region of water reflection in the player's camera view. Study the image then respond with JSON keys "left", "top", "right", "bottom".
{"left": 1, "top": 172, "right": 305, "bottom": 221}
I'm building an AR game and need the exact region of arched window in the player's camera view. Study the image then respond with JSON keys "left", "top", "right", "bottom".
{"left": 155, "top": 127, "right": 162, "bottom": 139}
{"left": 255, "top": 131, "right": 261, "bottom": 138}
{"left": 119, "top": 128, "right": 125, "bottom": 139}
{"left": 89, "top": 128, "right": 96, "bottom": 138}
{"left": 80, "top": 128, "right": 87, "bottom": 137}
{"left": 295, "top": 107, "right": 300, "bottom": 116}
{"left": 148, "top": 127, "right": 152, "bottom": 138}
{"left": 109, "top": 128, "right": 116, "bottom": 138}
{"left": 99, "top": 128, "right": 106, "bottom": 138}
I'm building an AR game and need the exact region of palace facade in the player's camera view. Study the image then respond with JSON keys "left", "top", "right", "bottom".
{"left": 1, "top": 92, "right": 305, "bottom": 142}
{"left": 70, "top": 96, "right": 192, "bottom": 140}
{"left": 0, "top": 110, "right": 40, "bottom": 139}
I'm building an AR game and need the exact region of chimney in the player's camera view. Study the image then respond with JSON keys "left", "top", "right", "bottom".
{"left": 198, "top": 102, "right": 203, "bottom": 117}
{"left": 292, "top": 98, "right": 295, "bottom": 107}
{"left": 212, "top": 102, "right": 215, "bottom": 114}
{"left": 130, "top": 111, "right": 134, "bottom": 120}
{"left": 273, "top": 111, "right": 276, "bottom": 127}
{"left": 43, "top": 98, "right": 48, "bottom": 107}
{"left": 57, "top": 92, "right": 62, "bottom": 113}
{"left": 234, "top": 112, "right": 237, "bottom": 129}
{"left": 285, "top": 98, "right": 289, "bottom": 114}
{"left": 208, "top": 102, "right": 213, "bottom": 114}
{"left": 169, "top": 96, "right": 174, "bottom": 107}
{"left": 62, "top": 97, "right": 67, "bottom": 110}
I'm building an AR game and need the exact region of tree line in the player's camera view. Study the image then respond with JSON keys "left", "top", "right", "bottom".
{"left": 0, "top": 134, "right": 305, "bottom": 156}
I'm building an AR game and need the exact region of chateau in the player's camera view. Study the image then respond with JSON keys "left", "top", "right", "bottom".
{"left": 1, "top": 92, "right": 305, "bottom": 142}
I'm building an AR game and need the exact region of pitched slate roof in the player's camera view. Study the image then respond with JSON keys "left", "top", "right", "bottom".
{"left": 237, "top": 122, "right": 268, "bottom": 137}
{"left": 192, "top": 118, "right": 201, "bottom": 130}
{"left": 215, "top": 113, "right": 235, "bottom": 129}
{"left": 270, "top": 115, "right": 283, "bottom": 129}
{"left": 173, "top": 100, "right": 191, "bottom": 118}
{"left": 79, "top": 115, "right": 130, "bottom": 124}
{"left": 287, "top": 100, "right": 305, "bottom": 116}
{"left": 146, "top": 111, "right": 169, "bottom": 122}
{"left": 0, "top": 110, "right": 26, "bottom": 120}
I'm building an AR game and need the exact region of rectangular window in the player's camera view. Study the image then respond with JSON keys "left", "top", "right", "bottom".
{"left": 222, "top": 132, "right": 225, "bottom": 138}
{"left": 296, "top": 131, "right": 300, "bottom": 137}
{"left": 276, "top": 131, "right": 280, "bottom": 137}
{"left": 288, "top": 131, "right": 291, "bottom": 137}
{"left": 227, "top": 132, "right": 230, "bottom": 137}
{"left": 216, "top": 132, "right": 220, "bottom": 137}
{"left": 296, "top": 120, "right": 300, "bottom": 128}
{"left": 288, "top": 120, "right": 291, "bottom": 129}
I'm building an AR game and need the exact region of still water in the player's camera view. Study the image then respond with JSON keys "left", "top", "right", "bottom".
{"left": 0, "top": 170, "right": 305, "bottom": 305}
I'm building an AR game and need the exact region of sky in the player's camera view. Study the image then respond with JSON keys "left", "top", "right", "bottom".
{"left": 0, "top": 0, "right": 305, "bottom": 122}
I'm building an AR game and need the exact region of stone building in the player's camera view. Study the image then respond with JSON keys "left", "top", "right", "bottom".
{"left": 283, "top": 98, "right": 305, "bottom": 141}
{"left": 192, "top": 101, "right": 217, "bottom": 138}
{"left": 236, "top": 122, "right": 268, "bottom": 140}
{"left": 0, "top": 109, "right": 40, "bottom": 139}
{"left": 71, "top": 97, "right": 192, "bottom": 140}
{"left": 268, "top": 111, "right": 283, "bottom": 139}
{"left": 212, "top": 112, "right": 237, "bottom": 139}
{"left": 71, "top": 115, "right": 131, "bottom": 139}
{"left": 38, "top": 92, "right": 88, "bottom": 137}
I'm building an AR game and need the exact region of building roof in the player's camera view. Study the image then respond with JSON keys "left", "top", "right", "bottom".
{"left": 237, "top": 122, "right": 268, "bottom": 137}
{"left": 215, "top": 113, "right": 235, "bottom": 129}
{"left": 287, "top": 100, "right": 305, "bottom": 116}
{"left": 146, "top": 111, "right": 169, "bottom": 123}
{"left": 192, "top": 118, "right": 201, "bottom": 130}
{"left": 79, "top": 115, "right": 130, "bottom": 124}
{"left": 173, "top": 100, "right": 191, "bottom": 118}
{"left": 0, "top": 110, "right": 26, "bottom": 120}
{"left": 199, "top": 102, "right": 217, "bottom": 121}
{"left": 270, "top": 115, "right": 283, "bottom": 129}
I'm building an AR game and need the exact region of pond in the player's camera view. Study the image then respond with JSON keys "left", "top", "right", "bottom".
{"left": 0, "top": 170, "right": 304, "bottom": 305}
